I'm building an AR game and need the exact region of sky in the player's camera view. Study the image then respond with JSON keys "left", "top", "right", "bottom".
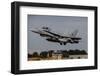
{"left": 28, "top": 15, "right": 88, "bottom": 54}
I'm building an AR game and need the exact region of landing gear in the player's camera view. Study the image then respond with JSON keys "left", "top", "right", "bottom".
{"left": 63, "top": 42, "right": 66, "bottom": 45}
{"left": 60, "top": 43, "right": 62, "bottom": 45}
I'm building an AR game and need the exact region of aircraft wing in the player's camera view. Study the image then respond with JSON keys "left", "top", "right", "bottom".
{"left": 70, "top": 37, "right": 82, "bottom": 40}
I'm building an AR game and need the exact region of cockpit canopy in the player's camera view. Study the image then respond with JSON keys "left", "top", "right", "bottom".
{"left": 42, "top": 26, "right": 51, "bottom": 31}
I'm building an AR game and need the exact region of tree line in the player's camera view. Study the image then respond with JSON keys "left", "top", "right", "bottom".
{"left": 28, "top": 49, "right": 87, "bottom": 58}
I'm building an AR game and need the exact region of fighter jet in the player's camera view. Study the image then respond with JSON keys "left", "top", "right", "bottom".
{"left": 31, "top": 26, "right": 82, "bottom": 45}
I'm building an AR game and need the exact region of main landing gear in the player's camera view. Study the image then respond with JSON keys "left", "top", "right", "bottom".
{"left": 60, "top": 42, "right": 66, "bottom": 45}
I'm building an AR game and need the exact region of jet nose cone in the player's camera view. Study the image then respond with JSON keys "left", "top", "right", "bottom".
{"left": 30, "top": 28, "right": 39, "bottom": 33}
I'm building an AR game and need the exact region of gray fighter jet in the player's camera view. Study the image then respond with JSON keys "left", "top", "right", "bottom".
{"left": 31, "top": 26, "right": 81, "bottom": 45}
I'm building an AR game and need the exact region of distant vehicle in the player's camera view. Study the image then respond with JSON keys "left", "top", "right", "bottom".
{"left": 31, "top": 26, "right": 82, "bottom": 45}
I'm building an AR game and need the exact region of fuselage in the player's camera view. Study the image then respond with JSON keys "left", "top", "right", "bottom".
{"left": 31, "top": 27, "right": 81, "bottom": 45}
